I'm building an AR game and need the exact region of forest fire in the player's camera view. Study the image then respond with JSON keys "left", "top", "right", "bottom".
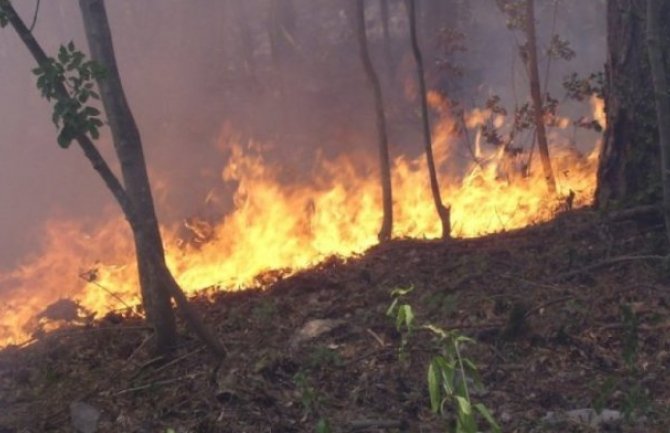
{"left": 0, "top": 105, "right": 601, "bottom": 348}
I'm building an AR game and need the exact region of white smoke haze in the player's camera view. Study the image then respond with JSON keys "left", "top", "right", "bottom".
{"left": 0, "top": 0, "right": 605, "bottom": 273}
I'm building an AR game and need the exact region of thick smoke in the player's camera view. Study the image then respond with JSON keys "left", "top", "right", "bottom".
{"left": 0, "top": 0, "right": 605, "bottom": 271}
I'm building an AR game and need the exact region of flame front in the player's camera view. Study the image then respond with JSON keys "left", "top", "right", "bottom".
{"left": 0, "top": 104, "right": 601, "bottom": 347}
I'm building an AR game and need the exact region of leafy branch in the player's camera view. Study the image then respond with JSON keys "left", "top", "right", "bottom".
{"left": 32, "top": 41, "right": 106, "bottom": 148}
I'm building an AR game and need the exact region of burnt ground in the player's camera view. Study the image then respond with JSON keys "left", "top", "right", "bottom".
{"left": 1, "top": 207, "right": 670, "bottom": 433}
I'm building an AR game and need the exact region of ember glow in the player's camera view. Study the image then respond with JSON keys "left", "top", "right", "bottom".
{"left": 0, "top": 103, "right": 601, "bottom": 347}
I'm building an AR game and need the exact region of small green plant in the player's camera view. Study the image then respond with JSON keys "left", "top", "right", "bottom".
{"left": 426, "top": 326, "right": 501, "bottom": 433}
{"left": 293, "top": 371, "right": 320, "bottom": 416}
{"left": 293, "top": 372, "right": 332, "bottom": 432}
{"left": 387, "top": 287, "right": 500, "bottom": 433}
{"left": 386, "top": 285, "right": 415, "bottom": 359}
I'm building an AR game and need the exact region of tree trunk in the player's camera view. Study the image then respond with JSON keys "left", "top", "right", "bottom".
{"left": 2, "top": 0, "right": 225, "bottom": 358}
{"left": 79, "top": 0, "right": 176, "bottom": 354}
{"left": 353, "top": 0, "right": 393, "bottom": 242}
{"left": 79, "top": 0, "right": 225, "bottom": 358}
{"left": 525, "top": 0, "right": 556, "bottom": 193}
{"left": 646, "top": 0, "right": 670, "bottom": 242}
{"left": 596, "top": 0, "right": 662, "bottom": 208}
{"left": 379, "top": 0, "right": 392, "bottom": 70}
{"left": 406, "top": 0, "right": 451, "bottom": 239}
{"left": 233, "top": 0, "right": 257, "bottom": 78}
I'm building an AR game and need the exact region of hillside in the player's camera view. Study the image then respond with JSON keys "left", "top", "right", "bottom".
{"left": 1, "top": 207, "right": 669, "bottom": 433}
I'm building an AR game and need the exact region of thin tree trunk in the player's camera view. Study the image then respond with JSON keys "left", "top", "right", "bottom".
{"left": 3, "top": 0, "right": 226, "bottom": 358}
{"left": 77, "top": 0, "right": 224, "bottom": 358}
{"left": 234, "top": 0, "right": 256, "bottom": 78}
{"left": 353, "top": 0, "right": 393, "bottom": 242}
{"left": 405, "top": 0, "right": 450, "bottom": 239}
{"left": 78, "top": 0, "right": 176, "bottom": 353}
{"left": 525, "top": 0, "right": 556, "bottom": 193}
{"left": 379, "top": 0, "right": 392, "bottom": 70}
{"left": 646, "top": 0, "right": 670, "bottom": 243}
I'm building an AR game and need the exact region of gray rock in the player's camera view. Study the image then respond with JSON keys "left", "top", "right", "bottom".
{"left": 543, "top": 408, "right": 622, "bottom": 427}
{"left": 290, "top": 319, "right": 345, "bottom": 348}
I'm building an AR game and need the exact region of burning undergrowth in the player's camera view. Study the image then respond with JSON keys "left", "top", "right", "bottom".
{"left": 1, "top": 207, "right": 668, "bottom": 432}
{"left": 0, "top": 100, "right": 601, "bottom": 348}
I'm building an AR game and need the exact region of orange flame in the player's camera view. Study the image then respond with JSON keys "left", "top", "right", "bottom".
{"left": 0, "top": 100, "right": 602, "bottom": 347}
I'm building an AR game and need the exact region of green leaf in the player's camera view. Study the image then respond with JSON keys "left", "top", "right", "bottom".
{"left": 427, "top": 360, "right": 442, "bottom": 413}
{"left": 396, "top": 304, "right": 414, "bottom": 332}
{"left": 89, "top": 126, "right": 99, "bottom": 139}
{"left": 57, "top": 129, "right": 72, "bottom": 148}
{"left": 58, "top": 46, "right": 68, "bottom": 64}
{"left": 455, "top": 395, "right": 472, "bottom": 416}
{"left": 390, "top": 285, "right": 414, "bottom": 297}
{"left": 474, "top": 403, "right": 501, "bottom": 433}
{"left": 0, "top": 8, "right": 7, "bottom": 28}
{"left": 423, "top": 324, "right": 447, "bottom": 339}
{"left": 67, "top": 40, "right": 75, "bottom": 52}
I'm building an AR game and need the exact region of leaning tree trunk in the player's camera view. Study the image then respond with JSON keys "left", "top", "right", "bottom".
{"left": 646, "top": 0, "right": 670, "bottom": 242}
{"left": 525, "top": 0, "right": 556, "bottom": 193}
{"left": 353, "top": 0, "right": 393, "bottom": 242}
{"left": 79, "top": 0, "right": 225, "bottom": 358}
{"left": 596, "top": 0, "right": 663, "bottom": 208}
{"left": 406, "top": 0, "right": 451, "bottom": 239}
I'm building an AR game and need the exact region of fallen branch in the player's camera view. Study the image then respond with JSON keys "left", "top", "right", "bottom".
{"left": 146, "top": 347, "right": 204, "bottom": 378}
{"left": 553, "top": 255, "right": 667, "bottom": 281}
{"left": 115, "top": 373, "right": 200, "bottom": 396}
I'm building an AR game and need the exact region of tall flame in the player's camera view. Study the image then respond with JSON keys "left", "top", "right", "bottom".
{"left": 0, "top": 100, "right": 601, "bottom": 347}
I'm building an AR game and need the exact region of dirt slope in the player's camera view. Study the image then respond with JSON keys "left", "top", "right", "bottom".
{"left": 1, "top": 207, "right": 669, "bottom": 432}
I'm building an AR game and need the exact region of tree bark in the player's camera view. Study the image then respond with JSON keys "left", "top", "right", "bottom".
{"left": 379, "top": 0, "right": 392, "bottom": 70}
{"left": 405, "top": 0, "right": 451, "bottom": 239}
{"left": 596, "top": 0, "right": 661, "bottom": 208}
{"left": 78, "top": 0, "right": 226, "bottom": 358}
{"left": 3, "top": 0, "right": 224, "bottom": 358}
{"left": 353, "top": 0, "right": 393, "bottom": 242}
{"left": 525, "top": 0, "right": 556, "bottom": 193}
{"left": 79, "top": 0, "right": 176, "bottom": 353}
{"left": 646, "top": 0, "right": 670, "bottom": 242}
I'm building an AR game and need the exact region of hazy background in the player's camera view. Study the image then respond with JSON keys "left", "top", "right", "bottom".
{"left": 0, "top": 0, "right": 606, "bottom": 270}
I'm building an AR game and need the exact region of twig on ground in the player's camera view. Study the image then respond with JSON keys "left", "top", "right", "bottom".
{"left": 127, "top": 334, "right": 153, "bottom": 362}
{"left": 365, "top": 328, "right": 386, "bottom": 347}
{"left": 524, "top": 296, "right": 576, "bottom": 319}
{"left": 146, "top": 347, "right": 204, "bottom": 378}
{"left": 115, "top": 374, "right": 200, "bottom": 396}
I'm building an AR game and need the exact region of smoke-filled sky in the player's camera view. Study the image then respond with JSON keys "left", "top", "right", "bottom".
{"left": 0, "top": 0, "right": 605, "bottom": 270}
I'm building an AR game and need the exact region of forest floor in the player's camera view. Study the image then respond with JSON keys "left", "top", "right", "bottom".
{"left": 1, "top": 206, "right": 670, "bottom": 433}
